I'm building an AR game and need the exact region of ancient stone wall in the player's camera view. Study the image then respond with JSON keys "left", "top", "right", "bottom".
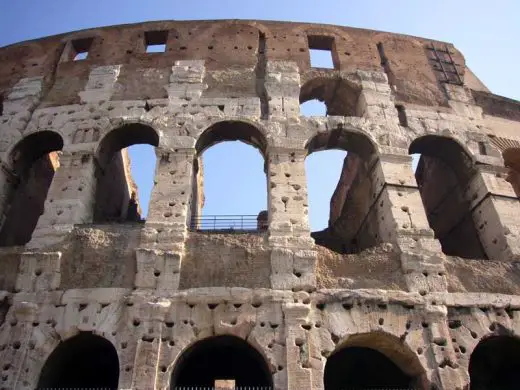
{"left": 0, "top": 19, "right": 519, "bottom": 390}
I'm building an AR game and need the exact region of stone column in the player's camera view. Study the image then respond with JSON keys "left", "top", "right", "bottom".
{"left": 143, "top": 147, "right": 195, "bottom": 250}
{"left": 0, "top": 163, "right": 17, "bottom": 229}
{"left": 27, "top": 150, "right": 97, "bottom": 249}
{"left": 375, "top": 150, "right": 447, "bottom": 294}
{"left": 266, "top": 147, "right": 316, "bottom": 291}
{"left": 138, "top": 148, "right": 195, "bottom": 293}
{"left": 467, "top": 163, "right": 520, "bottom": 261}
{"left": 266, "top": 147, "right": 312, "bottom": 247}
{"left": 283, "top": 303, "right": 313, "bottom": 390}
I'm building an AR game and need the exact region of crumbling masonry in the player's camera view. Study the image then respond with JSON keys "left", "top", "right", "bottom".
{"left": 0, "top": 19, "right": 520, "bottom": 390}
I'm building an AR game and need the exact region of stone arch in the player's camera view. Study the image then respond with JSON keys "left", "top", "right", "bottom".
{"left": 503, "top": 147, "right": 520, "bottom": 197}
{"left": 195, "top": 119, "right": 268, "bottom": 157}
{"left": 0, "top": 130, "right": 63, "bottom": 246}
{"left": 409, "top": 134, "right": 487, "bottom": 259}
{"left": 37, "top": 331, "right": 119, "bottom": 389}
{"left": 300, "top": 76, "right": 362, "bottom": 116}
{"left": 191, "top": 120, "right": 269, "bottom": 231}
{"left": 304, "top": 126, "right": 381, "bottom": 254}
{"left": 324, "top": 332, "right": 427, "bottom": 389}
{"left": 170, "top": 335, "right": 273, "bottom": 388}
{"left": 469, "top": 334, "right": 520, "bottom": 390}
{"left": 94, "top": 123, "right": 159, "bottom": 223}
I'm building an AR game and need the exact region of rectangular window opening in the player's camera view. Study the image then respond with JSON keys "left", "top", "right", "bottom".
{"left": 70, "top": 38, "right": 93, "bottom": 61}
{"left": 308, "top": 35, "right": 336, "bottom": 69}
{"left": 478, "top": 141, "right": 487, "bottom": 155}
{"left": 395, "top": 105, "right": 408, "bottom": 127}
{"left": 145, "top": 30, "right": 168, "bottom": 53}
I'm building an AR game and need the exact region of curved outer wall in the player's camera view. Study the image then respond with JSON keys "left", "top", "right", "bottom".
{"left": 0, "top": 19, "right": 519, "bottom": 389}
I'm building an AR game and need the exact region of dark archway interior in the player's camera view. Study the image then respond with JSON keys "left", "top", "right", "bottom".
{"left": 503, "top": 148, "right": 520, "bottom": 198}
{"left": 324, "top": 346, "right": 413, "bottom": 390}
{"left": 94, "top": 124, "right": 159, "bottom": 223}
{"left": 0, "top": 131, "right": 63, "bottom": 247}
{"left": 170, "top": 336, "right": 272, "bottom": 388}
{"left": 409, "top": 136, "right": 487, "bottom": 259}
{"left": 469, "top": 335, "right": 520, "bottom": 390}
{"left": 300, "top": 77, "right": 362, "bottom": 117}
{"left": 306, "top": 129, "right": 380, "bottom": 254}
{"left": 37, "top": 332, "right": 119, "bottom": 389}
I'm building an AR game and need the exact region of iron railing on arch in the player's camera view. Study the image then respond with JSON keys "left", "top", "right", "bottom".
{"left": 189, "top": 215, "right": 268, "bottom": 233}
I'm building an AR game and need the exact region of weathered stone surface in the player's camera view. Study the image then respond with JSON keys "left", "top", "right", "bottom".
{"left": 0, "top": 19, "right": 519, "bottom": 390}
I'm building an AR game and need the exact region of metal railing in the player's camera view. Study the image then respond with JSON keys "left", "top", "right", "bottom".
{"left": 189, "top": 215, "right": 267, "bottom": 233}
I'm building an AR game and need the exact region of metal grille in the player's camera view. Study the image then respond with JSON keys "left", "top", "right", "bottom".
{"left": 189, "top": 215, "right": 267, "bottom": 232}
{"left": 426, "top": 43, "right": 463, "bottom": 85}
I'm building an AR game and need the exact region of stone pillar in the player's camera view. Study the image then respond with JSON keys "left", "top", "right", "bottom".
{"left": 375, "top": 151, "right": 447, "bottom": 293}
{"left": 27, "top": 151, "right": 97, "bottom": 249}
{"left": 266, "top": 147, "right": 312, "bottom": 247}
{"left": 283, "top": 303, "right": 313, "bottom": 390}
{"left": 467, "top": 163, "right": 520, "bottom": 261}
{"left": 356, "top": 70, "right": 398, "bottom": 125}
{"left": 143, "top": 147, "right": 195, "bottom": 250}
{"left": 267, "top": 147, "right": 316, "bottom": 291}
{"left": 0, "top": 163, "right": 16, "bottom": 229}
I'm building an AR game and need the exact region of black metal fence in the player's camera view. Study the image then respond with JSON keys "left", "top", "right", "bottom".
{"left": 189, "top": 215, "right": 267, "bottom": 232}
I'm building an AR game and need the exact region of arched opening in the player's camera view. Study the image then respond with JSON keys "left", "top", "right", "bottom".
{"left": 170, "top": 335, "right": 273, "bottom": 388}
{"left": 300, "top": 77, "right": 362, "bottom": 117}
{"left": 305, "top": 128, "right": 380, "bottom": 254}
{"left": 503, "top": 147, "right": 520, "bottom": 198}
{"left": 301, "top": 99, "right": 327, "bottom": 117}
{"left": 37, "top": 332, "right": 119, "bottom": 389}
{"left": 409, "top": 135, "right": 486, "bottom": 259}
{"left": 190, "top": 121, "right": 268, "bottom": 232}
{"left": 324, "top": 333, "right": 424, "bottom": 390}
{"left": 469, "top": 335, "right": 520, "bottom": 390}
{"left": 94, "top": 123, "right": 159, "bottom": 223}
{"left": 0, "top": 131, "right": 63, "bottom": 246}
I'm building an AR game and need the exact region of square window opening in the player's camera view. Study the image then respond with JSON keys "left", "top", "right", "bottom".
{"left": 145, "top": 31, "right": 168, "bottom": 53}
{"left": 70, "top": 38, "right": 93, "bottom": 62}
{"left": 308, "top": 35, "right": 336, "bottom": 69}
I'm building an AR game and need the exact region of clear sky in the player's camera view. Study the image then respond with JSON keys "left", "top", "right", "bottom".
{"left": 1, "top": 0, "right": 519, "bottom": 230}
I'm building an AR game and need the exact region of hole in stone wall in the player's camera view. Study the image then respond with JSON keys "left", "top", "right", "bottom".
{"left": 69, "top": 38, "right": 93, "bottom": 61}
{"left": 300, "top": 77, "right": 361, "bottom": 117}
{"left": 409, "top": 135, "right": 487, "bottom": 259}
{"left": 300, "top": 99, "right": 327, "bottom": 117}
{"left": 0, "top": 95, "right": 3, "bottom": 116}
{"left": 94, "top": 124, "right": 158, "bottom": 223}
{"left": 469, "top": 335, "right": 520, "bottom": 390}
{"left": 190, "top": 121, "right": 268, "bottom": 232}
{"left": 396, "top": 105, "right": 408, "bottom": 127}
{"left": 37, "top": 332, "right": 119, "bottom": 389}
{"left": 305, "top": 150, "right": 347, "bottom": 232}
{"left": 503, "top": 147, "right": 520, "bottom": 198}
{"left": 170, "top": 335, "right": 272, "bottom": 388}
{"left": 0, "top": 131, "right": 63, "bottom": 247}
{"left": 145, "top": 30, "right": 168, "bottom": 53}
{"left": 305, "top": 129, "right": 379, "bottom": 254}
{"left": 308, "top": 35, "right": 336, "bottom": 69}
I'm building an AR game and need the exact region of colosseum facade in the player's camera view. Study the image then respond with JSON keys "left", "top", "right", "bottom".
{"left": 0, "top": 19, "right": 520, "bottom": 390}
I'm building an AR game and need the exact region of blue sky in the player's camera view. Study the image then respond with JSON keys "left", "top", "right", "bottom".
{"left": 1, "top": 0, "right": 519, "bottom": 230}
